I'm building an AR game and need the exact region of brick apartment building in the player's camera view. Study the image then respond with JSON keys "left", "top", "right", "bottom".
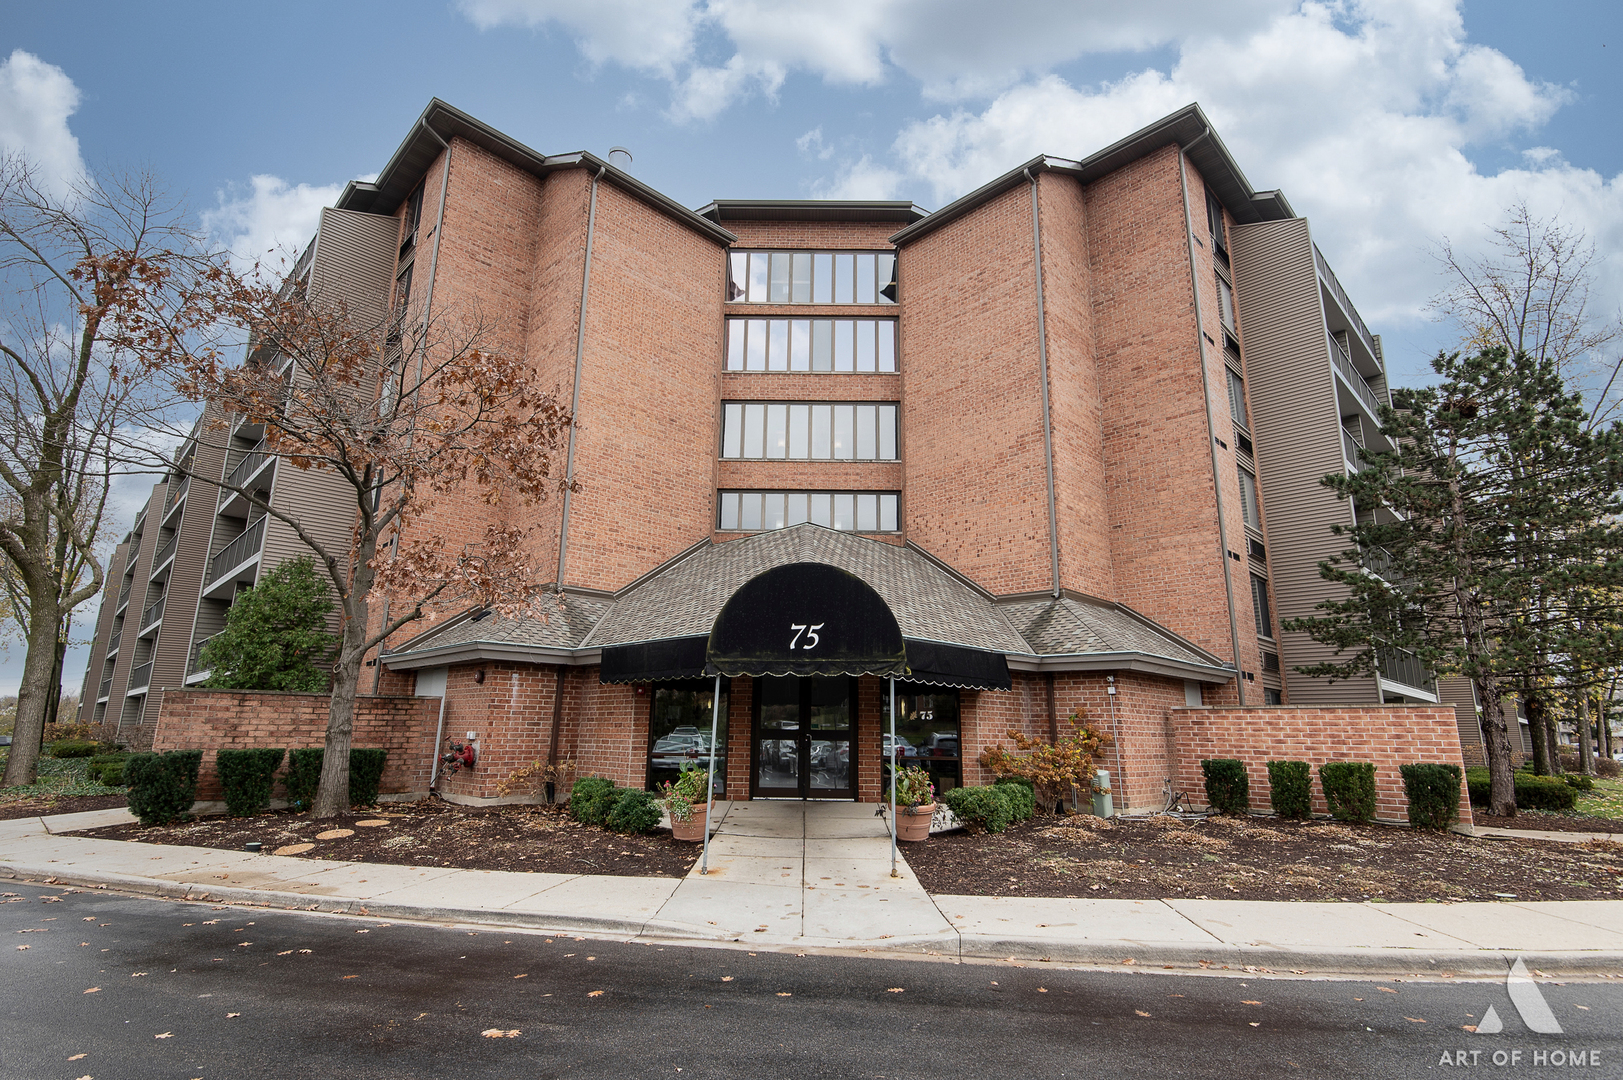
{"left": 81, "top": 99, "right": 1482, "bottom": 810}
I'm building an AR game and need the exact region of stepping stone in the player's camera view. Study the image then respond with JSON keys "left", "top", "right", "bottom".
{"left": 315, "top": 829, "right": 355, "bottom": 840}
{"left": 273, "top": 843, "right": 315, "bottom": 856}
{"left": 354, "top": 820, "right": 390, "bottom": 828}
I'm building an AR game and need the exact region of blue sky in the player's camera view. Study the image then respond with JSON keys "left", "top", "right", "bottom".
{"left": 2, "top": 0, "right": 1620, "bottom": 698}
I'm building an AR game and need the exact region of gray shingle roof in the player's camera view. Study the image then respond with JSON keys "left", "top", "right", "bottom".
{"left": 389, "top": 590, "right": 611, "bottom": 655}
{"left": 999, "top": 594, "right": 1222, "bottom": 668}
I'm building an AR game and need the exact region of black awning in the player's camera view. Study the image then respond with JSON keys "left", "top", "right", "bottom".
{"left": 903, "top": 637, "right": 1012, "bottom": 691}
{"left": 706, "top": 562, "right": 907, "bottom": 679}
{"left": 600, "top": 635, "right": 708, "bottom": 684}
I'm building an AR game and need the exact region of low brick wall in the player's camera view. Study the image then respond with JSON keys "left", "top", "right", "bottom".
{"left": 1169, "top": 706, "right": 1473, "bottom": 826}
{"left": 152, "top": 690, "right": 442, "bottom": 803}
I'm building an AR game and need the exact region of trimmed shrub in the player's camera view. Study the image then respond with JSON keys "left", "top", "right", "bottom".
{"left": 1467, "top": 767, "right": 1581, "bottom": 812}
{"left": 1266, "top": 760, "right": 1312, "bottom": 820}
{"left": 941, "top": 785, "right": 1014, "bottom": 834}
{"left": 124, "top": 750, "right": 203, "bottom": 826}
{"left": 87, "top": 752, "right": 130, "bottom": 786}
{"left": 281, "top": 747, "right": 388, "bottom": 809}
{"left": 1399, "top": 763, "right": 1462, "bottom": 830}
{"left": 1595, "top": 757, "right": 1620, "bottom": 779}
{"left": 348, "top": 748, "right": 387, "bottom": 807}
{"left": 215, "top": 748, "right": 286, "bottom": 817}
{"left": 1319, "top": 761, "right": 1377, "bottom": 823}
{"left": 994, "top": 777, "right": 1036, "bottom": 822}
{"left": 1201, "top": 759, "right": 1250, "bottom": 815}
{"left": 50, "top": 740, "right": 98, "bottom": 759}
{"left": 1562, "top": 773, "right": 1595, "bottom": 792}
{"left": 606, "top": 788, "right": 663, "bottom": 834}
{"left": 569, "top": 776, "right": 617, "bottom": 827}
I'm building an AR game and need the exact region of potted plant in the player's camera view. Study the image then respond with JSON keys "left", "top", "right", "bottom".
{"left": 660, "top": 765, "right": 712, "bottom": 842}
{"left": 893, "top": 764, "right": 936, "bottom": 842}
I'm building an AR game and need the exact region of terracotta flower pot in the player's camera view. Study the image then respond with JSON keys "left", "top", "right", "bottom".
{"left": 895, "top": 802, "right": 935, "bottom": 842}
{"left": 669, "top": 804, "right": 710, "bottom": 842}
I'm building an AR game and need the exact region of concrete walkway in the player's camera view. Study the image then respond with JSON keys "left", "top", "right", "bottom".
{"left": 3, "top": 805, "right": 1623, "bottom": 977}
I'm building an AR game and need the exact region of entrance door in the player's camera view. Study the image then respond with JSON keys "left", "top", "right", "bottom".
{"left": 751, "top": 675, "right": 855, "bottom": 799}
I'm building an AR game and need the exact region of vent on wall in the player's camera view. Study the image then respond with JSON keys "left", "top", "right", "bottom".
{"left": 1262, "top": 651, "right": 1280, "bottom": 673}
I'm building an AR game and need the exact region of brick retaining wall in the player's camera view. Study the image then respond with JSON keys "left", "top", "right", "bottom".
{"left": 1168, "top": 706, "right": 1473, "bottom": 826}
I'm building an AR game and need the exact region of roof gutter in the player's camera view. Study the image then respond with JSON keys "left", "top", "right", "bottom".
{"left": 1024, "top": 166, "right": 1062, "bottom": 598}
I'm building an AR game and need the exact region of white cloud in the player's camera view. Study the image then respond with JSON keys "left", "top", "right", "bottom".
{"left": 459, "top": 0, "right": 700, "bottom": 75}
{"left": 877, "top": 0, "right": 1623, "bottom": 349}
{"left": 0, "top": 49, "right": 85, "bottom": 195}
{"left": 812, "top": 155, "right": 904, "bottom": 200}
{"left": 202, "top": 175, "right": 345, "bottom": 274}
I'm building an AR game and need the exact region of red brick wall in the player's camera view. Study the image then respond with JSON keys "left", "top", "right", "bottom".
{"left": 1169, "top": 706, "right": 1473, "bottom": 825}
{"left": 152, "top": 690, "right": 441, "bottom": 803}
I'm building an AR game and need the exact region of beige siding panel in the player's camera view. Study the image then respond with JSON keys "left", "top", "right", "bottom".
{"left": 309, "top": 207, "right": 399, "bottom": 328}
{"left": 1229, "top": 218, "right": 1378, "bottom": 707}
{"left": 148, "top": 418, "right": 231, "bottom": 694}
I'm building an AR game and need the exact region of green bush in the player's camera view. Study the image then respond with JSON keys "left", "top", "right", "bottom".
{"left": 50, "top": 740, "right": 98, "bottom": 759}
{"left": 606, "top": 788, "right": 662, "bottom": 834}
{"left": 1319, "top": 761, "right": 1377, "bottom": 823}
{"left": 1399, "top": 763, "right": 1462, "bottom": 830}
{"left": 124, "top": 750, "right": 203, "bottom": 825}
{"left": 87, "top": 752, "right": 130, "bottom": 787}
{"left": 1201, "top": 759, "right": 1250, "bottom": 815}
{"left": 569, "top": 776, "right": 617, "bottom": 826}
{"left": 281, "top": 746, "right": 388, "bottom": 809}
{"left": 1563, "top": 773, "right": 1595, "bottom": 792}
{"left": 215, "top": 748, "right": 286, "bottom": 817}
{"left": 994, "top": 777, "right": 1036, "bottom": 822}
{"left": 1266, "top": 760, "right": 1312, "bottom": 820}
{"left": 1466, "top": 767, "right": 1580, "bottom": 812}
{"left": 941, "top": 785, "right": 1014, "bottom": 833}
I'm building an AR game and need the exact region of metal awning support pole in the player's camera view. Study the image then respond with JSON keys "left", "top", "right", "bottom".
{"left": 701, "top": 673, "right": 722, "bottom": 875}
{"left": 890, "top": 676, "right": 898, "bottom": 878}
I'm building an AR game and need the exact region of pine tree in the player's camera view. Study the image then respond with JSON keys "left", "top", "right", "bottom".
{"left": 198, "top": 557, "right": 336, "bottom": 693}
{"left": 1286, "top": 346, "right": 1623, "bottom": 817}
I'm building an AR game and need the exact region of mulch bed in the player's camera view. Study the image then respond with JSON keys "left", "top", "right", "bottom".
{"left": 0, "top": 794, "right": 128, "bottom": 822}
{"left": 903, "top": 812, "right": 1623, "bottom": 902}
{"left": 67, "top": 798, "right": 700, "bottom": 878}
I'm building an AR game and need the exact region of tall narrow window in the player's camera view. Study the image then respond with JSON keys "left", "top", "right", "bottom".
{"left": 1227, "top": 367, "right": 1247, "bottom": 429}
{"left": 1216, "top": 275, "right": 1236, "bottom": 335}
{"left": 1237, "top": 465, "right": 1261, "bottom": 530}
{"left": 1207, "top": 190, "right": 1226, "bottom": 254}
{"left": 1251, "top": 574, "right": 1274, "bottom": 639}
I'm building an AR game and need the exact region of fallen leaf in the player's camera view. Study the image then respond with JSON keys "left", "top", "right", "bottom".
{"left": 1242, "top": 1000, "right": 1262, "bottom": 1005}
{"left": 587, "top": 956, "right": 596, "bottom": 961}
{"left": 1462, "top": 1025, "right": 1478, "bottom": 1032}
{"left": 887, "top": 988, "right": 904, "bottom": 993}
{"left": 513, "top": 974, "right": 527, "bottom": 979}
{"left": 298, "top": 949, "right": 312, "bottom": 954}
{"left": 1135, "top": 1010, "right": 1151, "bottom": 1017}
{"left": 720, "top": 976, "right": 734, "bottom": 982}
{"left": 226, "top": 1013, "right": 241, "bottom": 1018}
{"left": 15, "top": 945, "right": 28, "bottom": 950}
{"left": 1121, "top": 958, "right": 1136, "bottom": 966}
{"left": 588, "top": 990, "right": 605, "bottom": 997}
{"left": 154, "top": 1032, "right": 174, "bottom": 1039}
{"left": 776, "top": 993, "right": 792, "bottom": 997}
{"left": 355, "top": 929, "right": 369, "bottom": 934}
{"left": 202, "top": 920, "right": 218, "bottom": 925}
{"left": 1378, "top": 987, "right": 1398, "bottom": 994}
{"left": 82, "top": 917, "right": 96, "bottom": 922}
{"left": 132, "top": 972, "right": 147, "bottom": 978}
{"left": 68, "top": 1053, "right": 86, "bottom": 1060}
{"left": 480, "top": 1029, "right": 521, "bottom": 1038}
{"left": 1575, "top": 1005, "right": 1590, "bottom": 1011}
{"left": 84, "top": 987, "right": 100, "bottom": 994}
{"left": 342, "top": 975, "right": 359, "bottom": 980}
{"left": 277, "top": 950, "right": 293, "bottom": 956}
{"left": 1249, "top": 1022, "right": 1261, "bottom": 1028}
{"left": 1405, "top": 1017, "right": 1426, "bottom": 1023}
{"left": 237, "top": 942, "right": 252, "bottom": 947}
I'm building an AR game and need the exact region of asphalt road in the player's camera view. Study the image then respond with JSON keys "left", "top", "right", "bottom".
{"left": 3, "top": 884, "right": 1620, "bottom": 1079}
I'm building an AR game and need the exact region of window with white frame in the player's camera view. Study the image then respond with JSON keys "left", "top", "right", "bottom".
{"left": 1250, "top": 573, "right": 1274, "bottom": 639}
{"left": 726, "top": 318, "right": 896, "bottom": 372}
{"left": 1237, "top": 464, "right": 1261, "bottom": 530}
{"left": 721, "top": 402, "right": 898, "bottom": 460}
{"left": 1216, "top": 274, "right": 1236, "bottom": 336}
{"left": 1226, "top": 366, "right": 1248, "bottom": 430}
{"left": 719, "top": 491, "right": 899, "bottom": 532}
{"left": 727, "top": 251, "right": 898, "bottom": 305}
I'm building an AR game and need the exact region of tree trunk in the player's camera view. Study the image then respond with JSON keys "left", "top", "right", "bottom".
{"left": 310, "top": 614, "right": 367, "bottom": 818}
{"left": 1525, "top": 682, "right": 1549, "bottom": 775}
{"left": 1, "top": 589, "right": 61, "bottom": 788}
{"left": 1603, "top": 697, "right": 1615, "bottom": 760}
{"left": 1543, "top": 704, "right": 1564, "bottom": 774}
{"left": 1477, "top": 676, "right": 1517, "bottom": 817}
{"left": 1578, "top": 693, "right": 1595, "bottom": 776}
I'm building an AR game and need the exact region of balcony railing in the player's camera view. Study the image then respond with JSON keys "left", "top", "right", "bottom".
{"left": 1379, "top": 648, "right": 1435, "bottom": 695}
{"left": 207, "top": 515, "right": 266, "bottom": 587}
{"left": 106, "top": 629, "right": 122, "bottom": 655}
{"left": 151, "top": 531, "right": 178, "bottom": 572}
{"left": 187, "top": 635, "right": 214, "bottom": 677}
{"left": 116, "top": 580, "right": 132, "bottom": 609}
{"left": 98, "top": 676, "right": 112, "bottom": 700}
{"left": 1330, "top": 332, "right": 1384, "bottom": 419}
{"left": 127, "top": 661, "right": 153, "bottom": 693}
{"left": 1342, "top": 427, "right": 1366, "bottom": 471}
{"left": 139, "top": 595, "right": 165, "bottom": 631}
{"left": 220, "top": 442, "right": 272, "bottom": 506}
{"left": 1314, "top": 244, "right": 1377, "bottom": 362}
{"left": 163, "top": 474, "right": 188, "bottom": 514}
{"left": 125, "top": 536, "right": 142, "bottom": 569}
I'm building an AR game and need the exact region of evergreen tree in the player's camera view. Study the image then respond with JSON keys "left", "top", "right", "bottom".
{"left": 199, "top": 556, "right": 336, "bottom": 693}
{"left": 1286, "top": 346, "right": 1623, "bottom": 817}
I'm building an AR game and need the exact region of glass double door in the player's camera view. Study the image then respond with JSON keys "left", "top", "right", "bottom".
{"left": 752, "top": 675, "right": 855, "bottom": 799}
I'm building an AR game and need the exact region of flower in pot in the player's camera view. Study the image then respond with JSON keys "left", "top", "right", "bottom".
{"left": 661, "top": 765, "right": 712, "bottom": 842}
{"left": 893, "top": 764, "right": 936, "bottom": 842}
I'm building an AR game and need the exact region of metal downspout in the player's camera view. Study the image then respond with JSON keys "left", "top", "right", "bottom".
{"left": 1176, "top": 135, "right": 1247, "bottom": 706}
{"left": 555, "top": 165, "right": 607, "bottom": 589}
{"left": 1024, "top": 168, "right": 1062, "bottom": 599}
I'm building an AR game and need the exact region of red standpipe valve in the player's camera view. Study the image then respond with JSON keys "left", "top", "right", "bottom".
{"left": 442, "top": 741, "right": 476, "bottom": 773}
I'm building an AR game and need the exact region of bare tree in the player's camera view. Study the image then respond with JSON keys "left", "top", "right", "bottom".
{"left": 0, "top": 156, "right": 203, "bottom": 786}
{"left": 143, "top": 263, "right": 573, "bottom": 817}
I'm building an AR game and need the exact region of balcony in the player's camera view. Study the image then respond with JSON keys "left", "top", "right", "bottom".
{"left": 127, "top": 660, "right": 153, "bottom": 695}
{"left": 97, "top": 676, "right": 112, "bottom": 701}
{"left": 162, "top": 474, "right": 188, "bottom": 517}
{"left": 116, "top": 579, "right": 132, "bottom": 611}
{"left": 106, "top": 629, "right": 122, "bottom": 656}
{"left": 218, "top": 442, "right": 274, "bottom": 517}
{"left": 138, "top": 595, "right": 165, "bottom": 636}
{"left": 1342, "top": 427, "right": 1366, "bottom": 472}
{"left": 1314, "top": 244, "right": 1377, "bottom": 363}
{"left": 125, "top": 536, "right": 142, "bottom": 570}
{"left": 186, "top": 635, "right": 215, "bottom": 683}
{"left": 1330, "top": 332, "right": 1384, "bottom": 421}
{"left": 151, "top": 531, "right": 179, "bottom": 575}
{"left": 204, "top": 515, "right": 266, "bottom": 595}
{"left": 1378, "top": 647, "right": 1437, "bottom": 698}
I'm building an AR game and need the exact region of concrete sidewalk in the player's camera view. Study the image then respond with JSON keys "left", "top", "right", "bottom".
{"left": 3, "top": 804, "right": 1622, "bottom": 977}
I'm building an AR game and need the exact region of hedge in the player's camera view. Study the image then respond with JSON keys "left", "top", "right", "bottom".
{"left": 50, "top": 740, "right": 99, "bottom": 759}
{"left": 1399, "top": 763, "right": 1462, "bottom": 830}
{"left": 994, "top": 777, "right": 1036, "bottom": 822}
{"left": 1201, "top": 759, "right": 1250, "bottom": 815}
{"left": 281, "top": 746, "right": 387, "bottom": 810}
{"left": 1319, "top": 761, "right": 1377, "bottom": 823}
{"left": 215, "top": 748, "right": 286, "bottom": 816}
{"left": 1466, "top": 767, "right": 1577, "bottom": 812}
{"left": 1266, "top": 760, "right": 1312, "bottom": 820}
{"left": 125, "top": 750, "right": 203, "bottom": 825}
{"left": 88, "top": 752, "right": 130, "bottom": 787}
{"left": 606, "top": 789, "right": 663, "bottom": 834}
{"left": 569, "top": 777, "right": 617, "bottom": 827}
{"left": 942, "top": 785, "right": 1015, "bottom": 833}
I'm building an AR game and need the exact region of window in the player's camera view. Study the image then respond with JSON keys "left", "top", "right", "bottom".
{"left": 1226, "top": 366, "right": 1247, "bottom": 430}
{"left": 726, "top": 318, "right": 896, "bottom": 372}
{"left": 1216, "top": 274, "right": 1236, "bottom": 336}
{"left": 719, "top": 491, "right": 899, "bottom": 533}
{"left": 881, "top": 684, "right": 962, "bottom": 793}
{"left": 727, "top": 250, "right": 898, "bottom": 305}
{"left": 645, "top": 681, "right": 728, "bottom": 796}
{"left": 1206, "top": 190, "right": 1226, "bottom": 254}
{"left": 1263, "top": 687, "right": 1283, "bottom": 706}
{"left": 721, "top": 402, "right": 898, "bottom": 460}
{"left": 1236, "top": 465, "right": 1261, "bottom": 530}
{"left": 1251, "top": 573, "right": 1274, "bottom": 639}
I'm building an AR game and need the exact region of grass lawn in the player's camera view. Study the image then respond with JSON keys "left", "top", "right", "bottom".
{"left": 1575, "top": 774, "right": 1623, "bottom": 819}
{"left": 0, "top": 753, "right": 127, "bottom": 804}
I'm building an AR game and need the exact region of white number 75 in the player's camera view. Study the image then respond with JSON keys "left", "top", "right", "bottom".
{"left": 789, "top": 623, "right": 824, "bottom": 650}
